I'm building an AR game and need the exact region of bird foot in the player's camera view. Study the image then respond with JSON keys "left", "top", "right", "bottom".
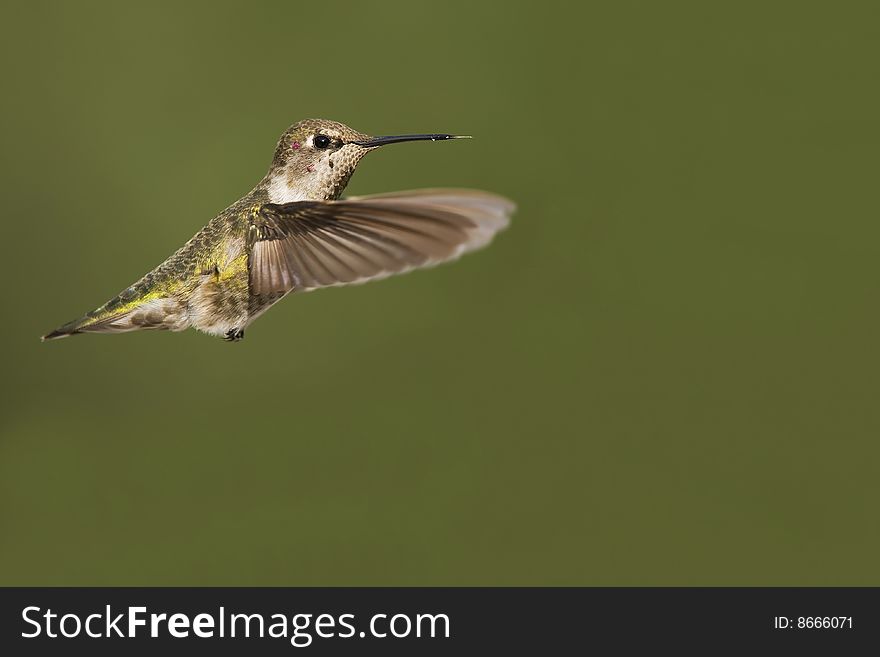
{"left": 224, "top": 328, "right": 245, "bottom": 342}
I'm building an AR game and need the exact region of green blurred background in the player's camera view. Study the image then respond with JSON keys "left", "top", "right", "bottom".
{"left": 1, "top": 1, "right": 879, "bottom": 585}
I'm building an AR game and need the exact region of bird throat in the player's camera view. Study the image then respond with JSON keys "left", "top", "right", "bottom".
{"left": 264, "top": 153, "right": 363, "bottom": 204}
{"left": 265, "top": 171, "right": 311, "bottom": 204}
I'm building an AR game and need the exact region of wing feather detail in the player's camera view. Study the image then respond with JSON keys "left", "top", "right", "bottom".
{"left": 248, "top": 189, "right": 513, "bottom": 296}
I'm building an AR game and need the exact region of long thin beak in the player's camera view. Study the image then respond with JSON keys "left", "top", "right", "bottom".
{"left": 351, "top": 134, "right": 471, "bottom": 148}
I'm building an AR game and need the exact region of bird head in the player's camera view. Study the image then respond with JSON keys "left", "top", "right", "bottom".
{"left": 265, "top": 118, "right": 468, "bottom": 202}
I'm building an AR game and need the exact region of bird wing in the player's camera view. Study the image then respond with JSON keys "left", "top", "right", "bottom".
{"left": 247, "top": 189, "right": 514, "bottom": 296}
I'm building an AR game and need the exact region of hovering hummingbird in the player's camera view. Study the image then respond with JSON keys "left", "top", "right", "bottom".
{"left": 42, "top": 118, "right": 513, "bottom": 342}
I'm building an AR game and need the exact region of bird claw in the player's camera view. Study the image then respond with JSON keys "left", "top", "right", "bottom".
{"left": 224, "top": 328, "right": 245, "bottom": 342}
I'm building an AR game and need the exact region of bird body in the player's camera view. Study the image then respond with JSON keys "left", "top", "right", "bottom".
{"left": 43, "top": 119, "right": 513, "bottom": 342}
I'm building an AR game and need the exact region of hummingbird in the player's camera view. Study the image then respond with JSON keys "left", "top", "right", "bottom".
{"left": 42, "top": 118, "right": 513, "bottom": 342}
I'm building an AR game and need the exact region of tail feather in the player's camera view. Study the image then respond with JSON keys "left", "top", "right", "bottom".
{"left": 41, "top": 316, "right": 134, "bottom": 341}
{"left": 42, "top": 296, "right": 188, "bottom": 342}
{"left": 41, "top": 318, "right": 88, "bottom": 341}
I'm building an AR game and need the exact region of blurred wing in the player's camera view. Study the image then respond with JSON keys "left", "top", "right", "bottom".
{"left": 248, "top": 189, "right": 513, "bottom": 296}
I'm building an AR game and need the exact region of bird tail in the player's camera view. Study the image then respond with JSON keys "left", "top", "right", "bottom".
{"left": 42, "top": 295, "right": 188, "bottom": 342}
{"left": 41, "top": 315, "right": 97, "bottom": 341}
{"left": 41, "top": 312, "right": 154, "bottom": 341}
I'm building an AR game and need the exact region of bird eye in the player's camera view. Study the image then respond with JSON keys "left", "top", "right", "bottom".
{"left": 313, "top": 134, "right": 332, "bottom": 149}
